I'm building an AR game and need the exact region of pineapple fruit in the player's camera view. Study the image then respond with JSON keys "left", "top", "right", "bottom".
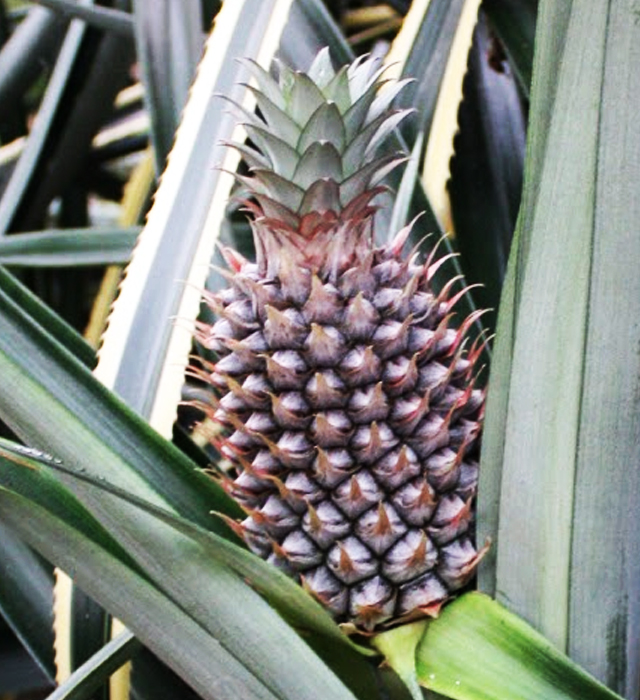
{"left": 195, "top": 49, "right": 486, "bottom": 633}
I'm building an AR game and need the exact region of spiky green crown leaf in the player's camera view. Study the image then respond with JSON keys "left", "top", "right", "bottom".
{"left": 226, "top": 48, "right": 413, "bottom": 278}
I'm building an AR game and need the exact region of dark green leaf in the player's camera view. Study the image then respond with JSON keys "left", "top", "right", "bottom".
{"left": 0, "top": 437, "right": 366, "bottom": 656}
{"left": 0, "top": 521, "right": 56, "bottom": 682}
{"left": 0, "top": 265, "right": 95, "bottom": 367}
{"left": 0, "top": 489, "right": 321, "bottom": 700}
{"left": 483, "top": 0, "right": 538, "bottom": 96}
{"left": 0, "top": 276, "right": 240, "bottom": 532}
{"left": 0, "top": 0, "right": 134, "bottom": 233}
{"left": 0, "top": 448, "right": 358, "bottom": 700}
{"left": 449, "top": 9, "right": 526, "bottom": 333}
{"left": 0, "top": 6, "right": 68, "bottom": 128}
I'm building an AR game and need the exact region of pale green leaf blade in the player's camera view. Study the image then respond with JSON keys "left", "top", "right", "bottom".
{"left": 478, "top": 0, "right": 580, "bottom": 595}
{"left": 278, "top": 0, "right": 353, "bottom": 75}
{"left": 416, "top": 593, "right": 622, "bottom": 700}
{"left": 96, "top": 0, "right": 298, "bottom": 435}
{"left": 0, "top": 228, "right": 139, "bottom": 267}
{"left": 391, "top": 0, "right": 467, "bottom": 145}
{"left": 373, "top": 621, "right": 427, "bottom": 700}
{"left": 480, "top": 0, "right": 640, "bottom": 694}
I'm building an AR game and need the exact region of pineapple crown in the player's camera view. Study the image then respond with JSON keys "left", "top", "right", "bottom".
{"left": 225, "top": 48, "right": 414, "bottom": 280}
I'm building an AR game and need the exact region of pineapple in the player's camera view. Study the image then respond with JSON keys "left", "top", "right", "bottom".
{"left": 194, "top": 49, "right": 486, "bottom": 633}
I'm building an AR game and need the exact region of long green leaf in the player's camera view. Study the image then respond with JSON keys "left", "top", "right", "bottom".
{"left": 0, "top": 271, "right": 239, "bottom": 530}
{"left": 394, "top": 0, "right": 466, "bottom": 145}
{"left": 478, "top": 0, "right": 576, "bottom": 593}
{"left": 0, "top": 453, "right": 138, "bottom": 569}
{"left": 448, "top": 9, "right": 525, "bottom": 333}
{"left": 96, "top": 0, "right": 298, "bottom": 434}
{"left": 0, "top": 457, "right": 359, "bottom": 700}
{"left": 480, "top": 0, "right": 640, "bottom": 694}
{"left": 0, "top": 437, "right": 363, "bottom": 655}
{"left": 0, "top": 227, "right": 139, "bottom": 267}
{"left": 416, "top": 593, "right": 622, "bottom": 700}
{"left": 0, "top": 489, "right": 326, "bottom": 700}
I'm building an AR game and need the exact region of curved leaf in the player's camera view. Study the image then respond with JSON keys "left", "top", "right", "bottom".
{"left": 0, "top": 272, "right": 240, "bottom": 530}
{"left": 416, "top": 593, "right": 622, "bottom": 700}
{"left": 0, "top": 438, "right": 367, "bottom": 656}
{"left": 448, "top": 9, "right": 526, "bottom": 332}
{"left": 0, "top": 489, "right": 355, "bottom": 700}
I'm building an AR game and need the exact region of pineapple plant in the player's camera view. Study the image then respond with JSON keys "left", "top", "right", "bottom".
{"left": 193, "top": 49, "right": 487, "bottom": 632}
{"left": 0, "top": 2, "right": 636, "bottom": 700}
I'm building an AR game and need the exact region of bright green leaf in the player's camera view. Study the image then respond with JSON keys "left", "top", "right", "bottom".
{"left": 416, "top": 593, "right": 622, "bottom": 700}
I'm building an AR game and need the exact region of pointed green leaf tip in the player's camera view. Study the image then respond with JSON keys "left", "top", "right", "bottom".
{"left": 373, "top": 620, "right": 428, "bottom": 700}
{"left": 415, "top": 593, "right": 624, "bottom": 700}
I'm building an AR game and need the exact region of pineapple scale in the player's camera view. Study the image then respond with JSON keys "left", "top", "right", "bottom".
{"left": 197, "top": 244, "right": 485, "bottom": 632}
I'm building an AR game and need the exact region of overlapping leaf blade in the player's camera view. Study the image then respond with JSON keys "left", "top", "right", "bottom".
{"left": 0, "top": 267, "right": 238, "bottom": 528}
{"left": 44, "top": 630, "right": 141, "bottom": 700}
{"left": 0, "top": 0, "right": 134, "bottom": 234}
{"left": 479, "top": 0, "right": 640, "bottom": 695}
{"left": 0, "top": 489, "right": 335, "bottom": 700}
{"left": 0, "top": 265, "right": 94, "bottom": 367}
{"left": 0, "top": 445, "right": 359, "bottom": 700}
{"left": 96, "top": 0, "right": 299, "bottom": 435}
